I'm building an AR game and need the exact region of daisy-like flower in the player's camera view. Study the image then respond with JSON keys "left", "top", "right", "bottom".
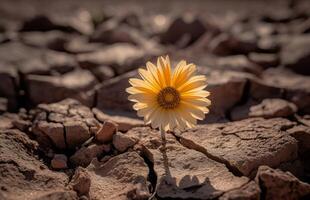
{"left": 126, "top": 56, "right": 211, "bottom": 132}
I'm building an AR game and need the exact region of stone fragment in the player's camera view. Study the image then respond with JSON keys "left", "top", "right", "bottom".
{"left": 255, "top": 166, "right": 310, "bottom": 200}
{"left": 26, "top": 69, "right": 97, "bottom": 106}
{"left": 160, "top": 16, "right": 207, "bottom": 47}
{"left": 0, "top": 115, "right": 14, "bottom": 130}
{"left": 219, "top": 181, "right": 260, "bottom": 200}
{"left": 0, "top": 129, "right": 75, "bottom": 199}
{"left": 77, "top": 44, "right": 150, "bottom": 74}
{"left": 95, "top": 120, "right": 118, "bottom": 143}
{"left": 93, "top": 108, "right": 144, "bottom": 132}
{"left": 177, "top": 118, "right": 297, "bottom": 176}
{"left": 280, "top": 35, "right": 310, "bottom": 75}
{"left": 91, "top": 65, "right": 115, "bottom": 81}
{"left": 70, "top": 167, "right": 91, "bottom": 196}
{"left": 287, "top": 125, "right": 310, "bottom": 154}
{"left": 64, "top": 120, "right": 92, "bottom": 149}
{"left": 249, "top": 99, "right": 297, "bottom": 118}
{"left": 209, "top": 33, "right": 258, "bottom": 56}
{"left": 113, "top": 132, "right": 137, "bottom": 152}
{"left": 0, "top": 97, "right": 8, "bottom": 113}
{"left": 95, "top": 70, "right": 138, "bottom": 111}
{"left": 51, "top": 154, "right": 68, "bottom": 169}
{"left": 249, "top": 68, "right": 310, "bottom": 113}
{"left": 31, "top": 99, "right": 99, "bottom": 149}
{"left": 70, "top": 144, "right": 110, "bottom": 167}
{"left": 86, "top": 152, "right": 150, "bottom": 200}
{"left": 127, "top": 127, "right": 249, "bottom": 199}
{"left": 215, "top": 55, "right": 263, "bottom": 76}
{"left": 248, "top": 52, "right": 279, "bottom": 68}
{"left": 20, "top": 11, "right": 94, "bottom": 35}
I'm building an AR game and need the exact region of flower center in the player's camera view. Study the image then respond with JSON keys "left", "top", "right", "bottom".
{"left": 157, "top": 87, "right": 180, "bottom": 109}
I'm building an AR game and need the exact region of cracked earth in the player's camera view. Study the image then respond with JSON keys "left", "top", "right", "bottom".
{"left": 0, "top": 0, "right": 310, "bottom": 199}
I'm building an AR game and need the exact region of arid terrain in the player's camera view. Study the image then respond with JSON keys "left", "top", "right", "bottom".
{"left": 0, "top": 0, "right": 310, "bottom": 199}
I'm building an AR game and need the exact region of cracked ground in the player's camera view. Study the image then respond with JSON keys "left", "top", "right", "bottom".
{"left": 0, "top": 0, "right": 310, "bottom": 199}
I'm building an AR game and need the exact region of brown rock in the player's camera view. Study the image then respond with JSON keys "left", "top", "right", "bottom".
{"left": 127, "top": 127, "right": 249, "bottom": 199}
{"left": 287, "top": 125, "right": 310, "bottom": 154}
{"left": 219, "top": 181, "right": 260, "bottom": 200}
{"left": 77, "top": 44, "right": 150, "bottom": 75}
{"left": 280, "top": 35, "right": 310, "bottom": 75}
{"left": 208, "top": 33, "right": 258, "bottom": 56}
{"left": 70, "top": 144, "right": 110, "bottom": 167}
{"left": 51, "top": 154, "right": 68, "bottom": 169}
{"left": 95, "top": 120, "right": 118, "bottom": 143}
{"left": 70, "top": 167, "right": 91, "bottom": 196}
{"left": 64, "top": 121, "right": 92, "bottom": 149}
{"left": 0, "top": 97, "right": 8, "bottom": 113}
{"left": 0, "top": 115, "right": 14, "bottom": 130}
{"left": 20, "top": 11, "right": 94, "bottom": 35}
{"left": 0, "top": 129, "right": 75, "bottom": 199}
{"left": 20, "top": 31, "right": 69, "bottom": 51}
{"left": 113, "top": 132, "right": 138, "bottom": 152}
{"left": 249, "top": 68, "right": 310, "bottom": 113}
{"left": 91, "top": 65, "right": 115, "bottom": 82}
{"left": 95, "top": 70, "right": 138, "bottom": 111}
{"left": 249, "top": 99, "right": 297, "bottom": 118}
{"left": 215, "top": 55, "right": 263, "bottom": 76}
{"left": 160, "top": 16, "right": 207, "bottom": 47}
{"left": 31, "top": 99, "right": 99, "bottom": 149}
{"left": 177, "top": 118, "right": 298, "bottom": 176}
{"left": 255, "top": 166, "right": 310, "bottom": 200}
{"left": 93, "top": 108, "right": 144, "bottom": 132}
{"left": 26, "top": 69, "right": 97, "bottom": 106}
{"left": 248, "top": 53, "right": 279, "bottom": 68}
{"left": 34, "top": 121, "right": 66, "bottom": 149}
{"left": 86, "top": 152, "right": 150, "bottom": 200}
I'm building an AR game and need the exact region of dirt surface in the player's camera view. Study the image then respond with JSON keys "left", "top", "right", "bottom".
{"left": 0, "top": 0, "right": 310, "bottom": 199}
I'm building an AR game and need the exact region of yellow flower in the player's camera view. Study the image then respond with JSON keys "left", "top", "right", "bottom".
{"left": 126, "top": 56, "right": 211, "bottom": 131}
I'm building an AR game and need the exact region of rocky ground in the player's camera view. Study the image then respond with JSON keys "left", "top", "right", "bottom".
{"left": 0, "top": 0, "right": 310, "bottom": 199}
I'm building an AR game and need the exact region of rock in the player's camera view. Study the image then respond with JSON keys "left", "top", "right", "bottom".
{"left": 92, "top": 108, "right": 144, "bottom": 131}
{"left": 281, "top": 35, "right": 310, "bottom": 75}
{"left": 0, "top": 97, "right": 8, "bottom": 113}
{"left": 33, "top": 121, "right": 66, "bottom": 149}
{"left": 51, "top": 154, "right": 68, "bottom": 169}
{"left": 64, "top": 121, "right": 92, "bottom": 149}
{"left": 160, "top": 16, "right": 207, "bottom": 47}
{"left": 177, "top": 118, "right": 298, "bottom": 176}
{"left": 95, "top": 120, "right": 118, "bottom": 143}
{"left": 90, "top": 20, "right": 145, "bottom": 45}
{"left": 64, "top": 36, "right": 103, "bottom": 54}
{"left": 249, "top": 99, "right": 297, "bottom": 118}
{"left": 77, "top": 44, "right": 151, "bottom": 74}
{"left": 20, "top": 31, "right": 69, "bottom": 51}
{"left": 208, "top": 33, "right": 258, "bottom": 56}
{"left": 20, "top": 11, "right": 94, "bottom": 35}
{"left": 0, "top": 62, "right": 19, "bottom": 110}
{"left": 90, "top": 65, "right": 115, "bottom": 81}
{"left": 295, "top": 115, "right": 310, "bottom": 127}
{"left": 0, "top": 129, "right": 75, "bottom": 199}
{"left": 249, "top": 68, "right": 310, "bottom": 113}
{"left": 0, "top": 115, "right": 14, "bottom": 130}
{"left": 287, "top": 125, "right": 310, "bottom": 154}
{"left": 257, "top": 37, "right": 281, "bottom": 53}
{"left": 199, "top": 68, "right": 249, "bottom": 122}
{"left": 219, "top": 181, "right": 260, "bottom": 200}
{"left": 215, "top": 55, "right": 263, "bottom": 76}
{"left": 255, "top": 166, "right": 310, "bottom": 200}
{"left": 126, "top": 127, "right": 249, "bottom": 199}
{"left": 248, "top": 52, "right": 280, "bottom": 68}
{"left": 70, "top": 167, "right": 91, "bottom": 196}
{"left": 95, "top": 70, "right": 138, "bottom": 111}
{"left": 31, "top": 99, "right": 99, "bottom": 150}
{"left": 70, "top": 144, "right": 110, "bottom": 167}
{"left": 25, "top": 69, "right": 97, "bottom": 106}
{"left": 113, "top": 132, "right": 138, "bottom": 152}
{"left": 86, "top": 152, "right": 150, "bottom": 200}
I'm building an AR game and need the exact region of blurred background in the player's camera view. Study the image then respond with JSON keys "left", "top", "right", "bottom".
{"left": 0, "top": 0, "right": 309, "bottom": 123}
